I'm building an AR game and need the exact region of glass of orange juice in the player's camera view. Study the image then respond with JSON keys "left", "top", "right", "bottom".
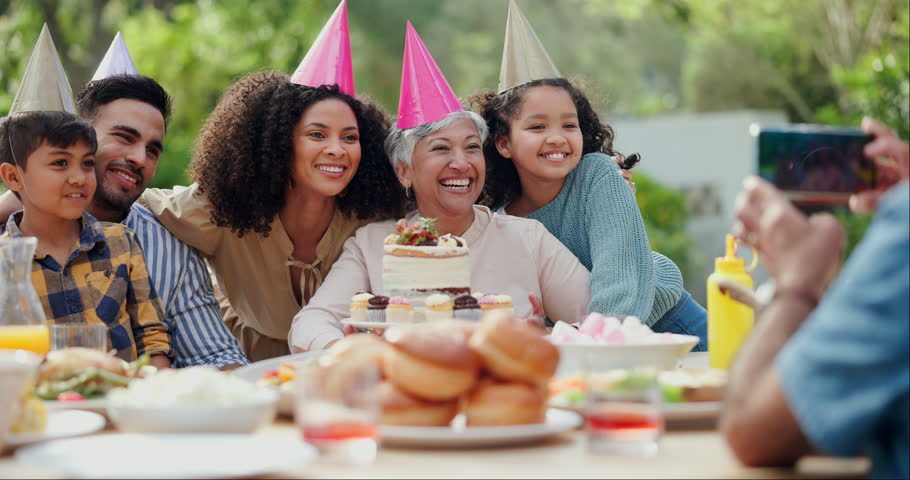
{"left": 1, "top": 237, "right": 50, "bottom": 356}
{"left": 0, "top": 325, "right": 50, "bottom": 355}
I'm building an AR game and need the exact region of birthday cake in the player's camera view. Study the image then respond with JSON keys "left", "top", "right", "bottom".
{"left": 382, "top": 217, "right": 471, "bottom": 317}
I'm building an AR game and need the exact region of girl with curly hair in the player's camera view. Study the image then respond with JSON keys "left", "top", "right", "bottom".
{"left": 470, "top": 78, "right": 707, "bottom": 350}
{"left": 139, "top": 71, "right": 406, "bottom": 361}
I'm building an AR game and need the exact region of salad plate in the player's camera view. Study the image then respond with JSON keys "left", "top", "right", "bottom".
{"left": 379, "top": 409, "right": 582, "bottom": 448}
{"left": 233, "top": 351, "right": 324, "bottom": 417}
{"left": 5, "top": 410, "right": 106, "bottom": 449}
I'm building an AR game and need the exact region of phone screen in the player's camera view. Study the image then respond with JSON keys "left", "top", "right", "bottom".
{"left": 755, "top": 125, "right": 876, "bottom": 208}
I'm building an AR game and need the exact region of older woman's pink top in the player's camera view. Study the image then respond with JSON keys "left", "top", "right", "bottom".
{"left": 288, "top": 205, "right": 592, "bottom": 352}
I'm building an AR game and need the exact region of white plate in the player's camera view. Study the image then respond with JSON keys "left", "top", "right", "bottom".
{"left": 5, "top": 410, "right": 106, "bottom": 448}
{"left": 43, "top": 398, "right": 108, "bottom": 415}
{"left": 379, "top": 408, "right": 582, "bottom": 448}
{"left": 232, "top": 351, "right": 325, "bottom": 417}
{"left": 341, "top": 319, "right": 414, "bottom": 330}
{"left": 15, "top": 434, "right": 318, "bottom": 479}
{"left": 549, "top": 400, "right": 721, "bottom": 423}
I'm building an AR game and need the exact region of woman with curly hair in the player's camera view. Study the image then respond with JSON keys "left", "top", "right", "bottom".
{"left": 470, "top": 78, "right": 707, "bottom": 351}
{"left": 139, "top": 71, "right": 405, "bottom": 360}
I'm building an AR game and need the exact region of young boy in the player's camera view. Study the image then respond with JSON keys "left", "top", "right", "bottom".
{"left": 0, "top": 111, "right": 172, "bottom": 367}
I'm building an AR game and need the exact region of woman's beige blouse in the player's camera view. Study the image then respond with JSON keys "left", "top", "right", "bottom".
{"left": 139, "top": 184, "right": 368, "bottom": 340}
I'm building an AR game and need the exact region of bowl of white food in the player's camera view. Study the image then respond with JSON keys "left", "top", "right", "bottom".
{"left": 548, "top": 315, "right": 700, "bottom": 375}
{"left": 107, "top": 366, "right": 278, "bottom": 434}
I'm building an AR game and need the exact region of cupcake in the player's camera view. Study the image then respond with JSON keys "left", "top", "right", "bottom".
{"left": 350, "top": 291, "right": 374, "bottom": 323}
{"left": 453, "top": 294, "right": 481, "bottom": 322}
{"left": 368, "top": 295, "right": 390, "bottom": 323}
{"left": 386, "top": 296, "right": 415, "bottom": 323}
{"left": 478, "top": 295, "right": 497, "bottom": 321}
{"left": 425, "top": 294, "right": 454, "bottom": 322}
{"left": 492, "top": 294, "right": 515, "bottom": 316}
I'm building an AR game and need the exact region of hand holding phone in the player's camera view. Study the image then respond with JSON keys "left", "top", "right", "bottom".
{"left": 850, "top": 117, "right": 910, "bottom": 212}
{"left": 753, "top": 124, "right": 876, "bottom": 209}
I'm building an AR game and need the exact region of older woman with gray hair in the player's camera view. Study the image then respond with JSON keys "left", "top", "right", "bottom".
{"left": 288, "top": 109, "right": 592, "bottom": 352}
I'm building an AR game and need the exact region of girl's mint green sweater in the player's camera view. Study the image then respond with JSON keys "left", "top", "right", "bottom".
{"left": 525, "top": 153, "right": 684, "bottom": 325}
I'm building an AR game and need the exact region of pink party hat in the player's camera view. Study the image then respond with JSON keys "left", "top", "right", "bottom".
{"left": 92, "top": 32, "right": 139, "bottom": 80}
{"left": 290, "top": 0, "right": 355, "bottom": 96}
{"left": 396, "top": 21, "right": 463, "bottom": 129}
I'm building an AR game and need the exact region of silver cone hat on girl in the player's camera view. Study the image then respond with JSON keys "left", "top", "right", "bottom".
{"left": 92, "top": 32, "right": 139, "bottom": 80}
{"left": 497, "top": 0, "right": 561, "bottom": 94}
{"left": 9, "top": 24, "right": 75, "bottom": 114}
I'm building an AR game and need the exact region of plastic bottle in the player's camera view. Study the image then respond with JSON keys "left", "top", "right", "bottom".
{"left": 707, "top": 235, "right": 758, "bottom": 369}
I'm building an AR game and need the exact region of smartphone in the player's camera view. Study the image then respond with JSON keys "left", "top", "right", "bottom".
{"left": 752, "top": 124, "right": 876, "bottom": 208}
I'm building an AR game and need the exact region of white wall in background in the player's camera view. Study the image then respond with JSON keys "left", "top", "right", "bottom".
{"left": 611, "top": 110, "right": 788, "bottom": 304}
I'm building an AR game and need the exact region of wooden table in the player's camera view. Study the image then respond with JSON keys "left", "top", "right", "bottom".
{"left": 0, "top": 418, "right": 870, "bottom": 479}
{"left": 0, "top": 353, "right": 870, "bottom": 479}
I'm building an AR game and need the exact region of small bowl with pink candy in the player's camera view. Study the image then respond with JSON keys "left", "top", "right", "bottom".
{"left": 547, "top": 313, "right": 699, "bottom": 375}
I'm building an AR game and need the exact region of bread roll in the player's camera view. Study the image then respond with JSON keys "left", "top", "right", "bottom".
{"left": 382, "top": 325, "right": 480, "bottom": 401}
{"left": 319, "top": 334, "right": 387, "bottom": 401}
{"left": 463, "top": 377, "right": 546, "bottom": 426}
{"left": 468, "top": 311, "right": 559, "bottom": 386}
{"left": 377, "top": 380, "right": 459, "bottom": 427}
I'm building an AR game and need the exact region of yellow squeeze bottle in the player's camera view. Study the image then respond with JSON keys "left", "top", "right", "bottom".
{"left": 707, "top": 235, "right": 757, "bottom": 369}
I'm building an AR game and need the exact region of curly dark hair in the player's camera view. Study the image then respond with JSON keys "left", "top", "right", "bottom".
{"left": 191, "top": 71, "right": 406, "bottom": 237}
{"left": 468, "top": 78, "right": 636, "bottom": 209}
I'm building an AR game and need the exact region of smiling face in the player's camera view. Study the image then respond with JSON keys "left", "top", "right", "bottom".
{"left": 91, "top": 99, "right": 165, "bottom": 218}
{"left": 3, "top": 141, "right": 97, "bottom": 223}
{"left": 398, "top": 117, "right": 485, "bottom": 220}
{"left": 494, "top": 85, "right": 583, "bottom": 184}
{"left": 289, "top": 98, "right": 362, "bottom": 198}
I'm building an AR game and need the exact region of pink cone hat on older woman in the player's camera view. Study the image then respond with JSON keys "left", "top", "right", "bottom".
{"left": 395, "top": 21, "right": 463, "bottom": 129}
{"left": 290, "top": 0, "right": 356, "bottom": 96}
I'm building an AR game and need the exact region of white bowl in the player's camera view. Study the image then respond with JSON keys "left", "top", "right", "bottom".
{"left": 0, "top": 349, "right": 43, "bottom": 450}
{"left": 554, "top": 334, "right": 700, "bottom": 376}
{"left": 107, "top": 388, "right": 278, "bottom": 434}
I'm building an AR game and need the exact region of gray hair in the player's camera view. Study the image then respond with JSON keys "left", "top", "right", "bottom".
{"left": 384, "top": 110, "right": 488, "bottom": 170}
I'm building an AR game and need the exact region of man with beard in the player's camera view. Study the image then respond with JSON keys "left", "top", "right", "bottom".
{"left": 1, "top": 75, "right": 248, "bottom": 369}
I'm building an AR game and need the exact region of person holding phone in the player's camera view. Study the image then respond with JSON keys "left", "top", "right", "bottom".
{"left": 720, "top": 117, "right": 909, "bottom": 480}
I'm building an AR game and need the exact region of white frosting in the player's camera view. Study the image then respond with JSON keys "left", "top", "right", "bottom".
{"left": 382, "top": 245, "right": 471, "bottom": 320}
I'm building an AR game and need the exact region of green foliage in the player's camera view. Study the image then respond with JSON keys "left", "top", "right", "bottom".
{"left": 634, "top": 172, "right": 694, "bottom": 280}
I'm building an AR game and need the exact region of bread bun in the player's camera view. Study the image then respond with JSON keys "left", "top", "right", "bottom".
{"left": 468, "top": 311, "right": 559, "bottom": 386}
{"left": 463, "top": 377, "right": 546, "bottom": 426}
{"left": 382, "top": 325, "right": 480, "bottom": 401}
{"left": 377, "top": 380, "right": 459, "bottom": 426}
{"left": 319, "top": 334, "right": 387, "bottom": 401}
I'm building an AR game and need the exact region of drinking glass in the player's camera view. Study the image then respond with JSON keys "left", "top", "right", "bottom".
{"left": 294, "top": 362, "right": 380, "bottom": 464}
{"left": 0, "top": 238, "right": 49, "bottom": 355}
{"left": 585, "top": 367, "right": 664, "bottom": 456}
{"left": 50, "top": 324, "right": 109, "bottom": 351}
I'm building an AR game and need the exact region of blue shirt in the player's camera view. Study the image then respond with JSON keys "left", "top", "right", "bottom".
{"left": 124, "top": 205, "right": 248, "bottom": 368}
{"left": 776, "top": 182, "right": 909, "bottom": 479}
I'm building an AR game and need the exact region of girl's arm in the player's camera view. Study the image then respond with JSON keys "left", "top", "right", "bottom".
{"left": 584, "top": 156, "right": 656, "bottom": 319}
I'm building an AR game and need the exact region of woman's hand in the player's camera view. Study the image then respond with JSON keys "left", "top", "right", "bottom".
{"left": 521, "top": 293, "right": 551, "bottom": 333}
{"left": 850, "top": 117, "right": 910, "bottom": 213}
{"left": 613, "top": 156, "right": 636, "bottom": 193}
